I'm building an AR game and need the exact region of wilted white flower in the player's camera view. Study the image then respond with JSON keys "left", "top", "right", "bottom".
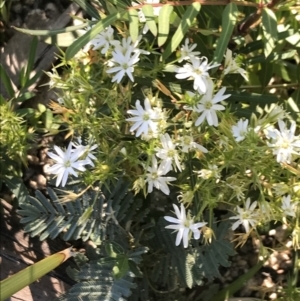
{"left": 178, "top": 38, "right": 201, "bottom": 63}
{"left": 197, "top": 164, "right": 220, "bottom": 180}
{"left": 106, "top": 48, "right": 140, "bottom": 83}
{"left": 46, "top": 142, "right": 90, "bottom": 187}
{"left": 281, "top": 195, "right": 296, "bottom": 217}
{"left": 223, "top": 48, "right": 248, "bottom": 81}
{"left": 232, "top": 119, "right": 249, "bottom": 142}
{"left": 175, "top": 56, "right": 219, "bottom": 93}
{"left": 267, "top": 120, "right": 300, "bottom": 164}
{"left": 145, "top": 156, "right": 176, "bottom": 195}
{"left": 164, "top": 203, "right": 207, "bottom": 248}
{"left": 114, "top": 36, "right": 150, "bottom": 56}
{"left": 155, "top": 133, "right": 182, "bottom": 173}
{"left": 185, "top": 82, "right": 230, "bottom": 127}
{"left": 126, "top": 98, "right": 161, "bottom": 137}
{"left": 179, "top": 135, "right": 208, "bottom": 153}
{"left": 229, "top": 198, "right": 258, "bottom": 233}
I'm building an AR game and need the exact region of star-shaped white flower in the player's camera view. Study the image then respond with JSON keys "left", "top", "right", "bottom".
{"left": 106, "top": 48, "right": 140, "bottom": 83}
{"left": 175, "top": 56, "right": 219, "bottom": 93}
{"left": 155, "top": 133, "right": 182, "bottom": 173}
{"left": 145, "top": 156, "right": 176, "bottom": 195}
{"left": 281, "top": 195, "right": 296, "bottom": 217}
{"left": 46, "top": 142, "right": 90, "bottom": 187}
{"left": 126, "top": 98, "right": 161, "bottom": 137}
{"left": 178, "top": 38, "right": 201, "bottom": 63}
{"left": 232, "top": 119, "right": 249, "bottom": 142}
{"left": 185, "top": 83, "right": 230, "bottom": 127}
{"left": 72, "top": 137, "right": 98, "bottom": 167}
{"left": 267, "top": 120, "right": 300, "bottom": 164}
{"left": 223, "top": 48, "right": 248, "bottom": 81}
{"left": 164, "top": 203, "right": 207, "bottom": 248}
{"left": 229, "top": 198, "right": 258, "bottom": 233}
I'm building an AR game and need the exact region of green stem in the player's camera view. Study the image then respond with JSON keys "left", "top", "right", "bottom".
{"left": 234, "top": 83, "right": 299, "bottom": 89}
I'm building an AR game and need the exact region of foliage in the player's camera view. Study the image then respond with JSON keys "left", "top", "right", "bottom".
{"left": 8, "top": 0, "right": 300, "bottom": 300}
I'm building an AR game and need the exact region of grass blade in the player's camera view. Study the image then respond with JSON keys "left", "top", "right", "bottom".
{"left": 0, "top": 64, "right": 15, "bottom": 98}
{"left": 158, "top": 4, "right": 173, "bottom": 47}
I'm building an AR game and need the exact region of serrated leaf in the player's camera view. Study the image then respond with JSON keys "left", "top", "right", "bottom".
{"left": 213, "top": 3, "right": 238, "bottom": 66}
{"left": 262, "top": 8, "right": 278, "bottom": 58}
{"left": 65, "top": 12, "right": 125, "bottom": 60}
{"left": 162, "top": 2, "right": 201, "bottom": 61}
{"left": 158, "top": 4, "right": 173, "bottom": 47}
{"left": 142, "top": 4, "right": 157, "bottom": 37}
{"left": 129, "top": 8, "right": 139, "bottom": 43}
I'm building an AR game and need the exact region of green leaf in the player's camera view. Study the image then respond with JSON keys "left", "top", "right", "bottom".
{"left": 113, "top": 256, "right": 129, "bottom": 279}
{"left": 262, "top": 8, "right": 278, "bottom": 58}
{"left": 162, "top": 3, "right": 201, "bottom": 61}
{"left": 23, "top": 37, "right": 38, "bottom": 87}
{"left": 158, "top": 4, "right": 173, "bottom": 47}
{"left": 142, "top": 4, "right": 157, "bottom": 37}
{"left": 13, "top": 22, "right": 93, "bottom": 36}
{"left": 0, "top": 64, "right": 15, "bottom": 98}
{"left": 4, "top": 176, "right": 29, "bottom": 205}
{"left": 258, "top": 62, "right": 273, "bottom": 89}
{"left": 129, "top": 8, "right": 139, "bottom": 43}
{"left": 72, "top": 0, "right": 100, "bottom": 19}
{"left": 65, "top": 12, "right": 124, "bottom": 60}
{"left": 287, "top": 90, "right": 300, "bottom": 113}
{"left": 286, "top": 32, "right": 300, "bottom": 47}
{"left": 213, "top": 3, "right": 238, "bottom": 65}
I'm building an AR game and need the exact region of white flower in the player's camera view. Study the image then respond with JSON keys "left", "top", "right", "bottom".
{"left": 179, "top": 135, "right": 208, "bottom": 153}
{"left": 223, "top": 48, "right": 248, "bottom": 81}
{"left": 106, "top": 48, "right": 140, "bottom": 83}
{"left": 126, "top": 98, "right": 161, "bottom": 137}
{"left": 267, "top": 120, "right": 300, "bottom": 164}
{"left": 84, "top": 25, "right": 120, "bottom": 54}
{"left": 145, "top": 156, "right": 176, "bottom": 195}
{"left": 185, "top": 82, "right": 230, "bottom": 127}
{"left": 46, "top": 142, "right": 90, "bottom": 187}
{"left": 178, "top": 38, "right": 201, "bottom": 63}
{"left": 229, "top": 198, "right": 258, "bottom": 233}
{"left": 175, "top": 56, "right": 219, "bottom": 93}
{"left": 72, "top": 138, "right": 98, "bottom": 167}
{"left": 281, "top": 195, "right": 296, "bottom": 217}
{"left": 155, "top": 133, "right": 182, "bottom": 173}
{"left": 197, "top": 164, "right": 220, "bottom": 180}
{"left": 232, "top": 119, "right": 249, "bottom": 142}
{"left": 132, "top": 0, "right": 161, "bottom": 34}
{"left": 164, "top": 203, "right": 207, "bottom": 248}
{"left": 114, "top": 36, "right": 150, "bottom": 56}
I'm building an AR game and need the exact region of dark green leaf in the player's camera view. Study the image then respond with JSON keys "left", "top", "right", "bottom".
{"left": 0, "top": 64, "right": 15, "bottom": 98}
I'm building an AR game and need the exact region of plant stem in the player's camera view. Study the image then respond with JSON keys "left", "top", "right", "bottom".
{"left": 235, "top": 83, "right": 299, "bottom": 89}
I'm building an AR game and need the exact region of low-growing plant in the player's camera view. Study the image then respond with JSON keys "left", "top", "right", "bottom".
{"left": 7, "top": 0, "right": 300, "bottom": 300}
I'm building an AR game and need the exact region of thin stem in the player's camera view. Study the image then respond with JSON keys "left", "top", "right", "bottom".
{"left": 129, "top": 0, "right": 259, "bottom": 10}
{"left": 228, "top": 83, "right": 300, "bottom": 89}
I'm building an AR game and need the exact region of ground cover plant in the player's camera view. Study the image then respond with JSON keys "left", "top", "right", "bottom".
{"left": 1, "top": 0, "right": 300, "bottom": 300}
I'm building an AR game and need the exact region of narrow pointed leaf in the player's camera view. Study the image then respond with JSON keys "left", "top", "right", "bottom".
{"left": 258, "top": 62, "right": 273, "bottom": 89}
{"left": 72, "top": 0, "right": 100, "bottom": 19}
{"left": 129, "top": 8, "right": 139, "bottom": 43}
{"left": 142, "top": 4, "right": 157, "bottom": 37}
{"left": 65, "top": 12, "right": 124, "bottom": 60}
{"left": 158, "top": 4, "right": 173, "bottom": 47}
{"left": 0, "top": 248, "right": 72, "bottom": 301}
{"left": 162, "top": 3, "right": 201, "bottom": 61}
{"left": 0, "top": 64, "right": 15, "bottom": 98}
{"left": 213, "top": 3, "right": 238, "bottom": 65}
{"left": 262, "top": 8, "right": 278, "bottom": 58}
{"left": 13, "top": 22, "right": 92, "bottom": 36}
